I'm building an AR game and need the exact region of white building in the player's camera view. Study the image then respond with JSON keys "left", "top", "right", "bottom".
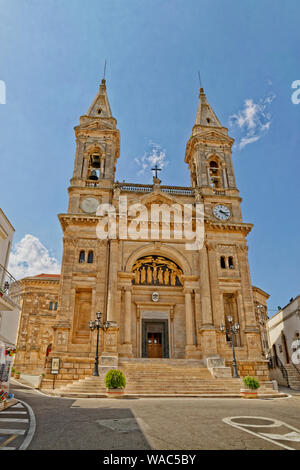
{"left": 0, "top": 208, "right": 20, "bottom": 347}
{"left": 267, "top": 296, "right": 300, "bottom": 389}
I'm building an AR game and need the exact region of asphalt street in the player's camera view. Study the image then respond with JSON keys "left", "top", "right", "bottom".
{"left": 4, "top": 382, "right": 300, "bottom": 451}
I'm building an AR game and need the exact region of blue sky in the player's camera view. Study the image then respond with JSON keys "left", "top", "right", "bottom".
{"left": 0, "top": 0, "right": 299, "bottom": 315}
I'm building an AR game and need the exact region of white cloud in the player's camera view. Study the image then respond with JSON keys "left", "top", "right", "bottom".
{"left": 135, "top": 142, "right": 168, "bottom": 176}
{"left": 8, "top": 234, "right": 61, "bottom": 280}
{"left": 229, "top": 93, "right": 276, "bottom": 150}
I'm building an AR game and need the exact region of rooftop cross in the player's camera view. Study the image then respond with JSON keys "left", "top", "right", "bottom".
{"left": 151, "top": 163, "right": 162, "bottom": 179}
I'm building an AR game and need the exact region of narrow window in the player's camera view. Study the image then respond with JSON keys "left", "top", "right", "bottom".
{"left": 49, "top": 301, "right": 53, "bottom": 310}
{"left": 228, "top": 257, "right": 234, "bottom": 269}
{"left": 220, "top": 256, "right": 226, "bottom": 269}
{"left": 209, "top": 160, "right": 221, "bottom": 188}
{"left": 79, "top": 251, "right": 85, "bottom": 263}
{"left": 87, "top": 251, "right": 94, "bottom": 264}
{"left": 54, "top": 302, "right": 58, "bottom": 310}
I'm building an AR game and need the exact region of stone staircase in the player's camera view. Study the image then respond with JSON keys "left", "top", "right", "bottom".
{"left": 285, "top": 364, "right": 300, "bottom": 390}
{"left": 46, "top": 358, "right": 278, "bottom": 398}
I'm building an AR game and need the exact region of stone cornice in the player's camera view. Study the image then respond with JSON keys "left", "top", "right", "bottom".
{"left": 205, "top": 219, "right": 253, "bottom": 235}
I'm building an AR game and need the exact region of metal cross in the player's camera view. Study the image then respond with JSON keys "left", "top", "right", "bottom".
{"left": 151, "top": 164, "right": 162, "bottom": 179}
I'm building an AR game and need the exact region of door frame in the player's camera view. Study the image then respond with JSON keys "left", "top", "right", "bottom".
{"left": 142, "top": 319, "right": 169, "bottom": 358}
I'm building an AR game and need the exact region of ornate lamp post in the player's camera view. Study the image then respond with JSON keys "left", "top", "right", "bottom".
{"left": 220, "top": 315, "right": 240, "bottom": 378}
{"left": 89, "top": 312, "right": 112, "bottom": 376}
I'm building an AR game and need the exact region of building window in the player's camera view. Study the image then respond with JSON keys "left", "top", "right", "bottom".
{"left": 54, "top": 302, "right": 58, "bottom": 311}
{"left": 79, "top": 251, "right": 85, "bottom": 263}
{"left": 228, "top": 257, "right": 234, "bottom": 269}
{"left": 49, "top": 301, "right": 53, "bottom": 310}
{"left": 220, "top": 256, "right": 226, "bottom": 269}
{"left": 87, "top": 251, "right": 94, "bottom": 264}
{"left": 209, "top": 160, "right": 221, "bottom": 188}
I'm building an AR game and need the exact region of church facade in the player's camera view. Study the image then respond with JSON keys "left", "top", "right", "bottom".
{"left": 14, "top": 79, "right": 271, "bottom": 388}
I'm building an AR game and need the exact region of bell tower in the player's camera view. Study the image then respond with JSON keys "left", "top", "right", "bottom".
{"left": 185, "top": 87, "right": 237, "bottom": 194}
{"left": 68, "top": 78, "right": 120, "bottom": 214}
{"left": 184, "top": 86, "right": 262, "bottom": 362}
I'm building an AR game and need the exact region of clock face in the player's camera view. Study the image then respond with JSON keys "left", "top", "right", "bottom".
{"left": 80, "top": 197, "right": 99, "bottom": 214}
{"left": 213, "top": 204, "right": 231, "bottom": 221}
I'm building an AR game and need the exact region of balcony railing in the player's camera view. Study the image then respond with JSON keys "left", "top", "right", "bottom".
{"left": 0, "top": 264, "right": 20, "bottom": 310}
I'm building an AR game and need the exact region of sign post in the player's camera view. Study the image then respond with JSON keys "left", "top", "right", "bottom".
{"left": 51, "top": 357, "right": 60, "bottom": 390}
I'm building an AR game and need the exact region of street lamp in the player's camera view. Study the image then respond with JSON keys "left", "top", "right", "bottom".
{"left": 220, "top": 315, "right": 240, "bottom": 378}
{"left": 89, "top": 312, "right": 112, "bottom": 376}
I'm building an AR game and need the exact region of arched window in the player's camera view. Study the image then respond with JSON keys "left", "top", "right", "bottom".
{"left": 54, "top": 302, "right": 58, "bottom": 310}
{"left": 209, "top": 159, "right": 222, "bottom": 188}
{"left": 87, "top": 251, "right": 94, "bottom": 264}
{"left": 228, "top": 257, "right": 234, "bottom": 269}
{"left": 49, "top": 301, "right": 53, "bottom": 310}
{"left": 220, "top": 256, "right": 226, "bottom": 269}
{"left": 90, "top": 154, "right": 100, "bottom": 169}
{"left": 79, "top": 251, "right": 85, "bottom": 263}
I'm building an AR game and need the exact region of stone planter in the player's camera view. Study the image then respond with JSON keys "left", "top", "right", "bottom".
{"left": 106, "top": 388, "right": 125, "bottom": 398}
{"left": 240, "top": 388, "right": 258, "bottom": 399}
{"left": 14, "top": 373, "right": 20, "bottom": 379}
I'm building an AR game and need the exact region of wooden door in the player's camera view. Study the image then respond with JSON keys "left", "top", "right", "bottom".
{"left": 147, "top": 332, "right": 162, "bottom": 358}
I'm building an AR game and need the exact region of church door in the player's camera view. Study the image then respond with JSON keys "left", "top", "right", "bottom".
{"left": 147, "top": 332, "right": 162, "bottom": 358}
{"left": 142, "top": 319, "right": 169, "bottom": 358}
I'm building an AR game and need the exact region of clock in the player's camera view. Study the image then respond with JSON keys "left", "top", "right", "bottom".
{"left": 80, "top": 197, "right": 99, "bottom": 214}
{"left": 213, "top": 204, "right": 231, "bottom": 221}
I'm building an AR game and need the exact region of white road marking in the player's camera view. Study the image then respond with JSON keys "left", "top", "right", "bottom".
{"left": 11, "top": 403, "right": 24, "bottom": 409}
{"left": 0, "top": 447, "right": 16, "bottom": 450}
{"left": 259, "top": 431, "right": 300, "bottom": 442}
{"left": 0, "top": 411, "right": 27, "bottom": 414}
{"left": 223, "top": 416, "right": 300, "bottom": 451}
{"left": 18, "top": 399, "right": 36, "bottom": 450}
{"left": 0, "top": 429, "right": 26, "bottom": 435}
{"left": 0, "top": 418, "right": 29, "bottom": 423}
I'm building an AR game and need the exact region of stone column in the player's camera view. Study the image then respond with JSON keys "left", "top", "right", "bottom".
{"left": 207, "top": 242, "right": 223, "bottom": 327}
{"left": 184, "top": 286, "right": 199, "bottom": 358}
{"left": 198, "top": 243, "right": 218, "bottom": 357}
{"left": 106, "top": 239, "right": 118, "bottom": 323}
{"left": 123, "top": 287, "right": 133, "bottom": 356}
{"left": 185, "top": 289, "right": 194, "bottom": 347}
{"left": 236, "top": 244, "right": 261, "bottom": 359}
{"left": 194, "top": 291, "right": 201, "bottom": 346}
{"left": 199, "top": 244, "right": 213, "bottom": 326}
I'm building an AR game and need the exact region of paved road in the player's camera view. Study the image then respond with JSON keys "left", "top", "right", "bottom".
{"left": 7, "top": 382, "right": 300, "bottom": 450}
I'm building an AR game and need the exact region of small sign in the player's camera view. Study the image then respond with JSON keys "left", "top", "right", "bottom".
{"left": 51, "top": 357, "right": 60, "bottom": 375}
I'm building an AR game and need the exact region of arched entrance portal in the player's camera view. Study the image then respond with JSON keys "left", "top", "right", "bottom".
{"left": 132, "top": 255, "right": 183, "bottom": 359}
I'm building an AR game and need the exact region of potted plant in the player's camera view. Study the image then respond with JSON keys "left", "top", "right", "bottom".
{"left": 14, "top": 371, "right": 20, "bottom": 379}
{"left": 241, "top": 375, "right": 260, "bottom": 399}
{"left": 105, "top": 369, "right": 126, "bottom": 398}
{"left": 10, "top": 367, "right": 15, "bottom": 377}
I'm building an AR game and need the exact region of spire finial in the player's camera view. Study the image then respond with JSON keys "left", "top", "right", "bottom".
{"left": 198, "top": 71, "right": 204, "bottom": 94}
{"left": 104, "top": 59, "right": 107, "bottom": 79}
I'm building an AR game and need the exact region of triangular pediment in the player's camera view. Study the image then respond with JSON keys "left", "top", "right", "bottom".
{"left": 195, "top": 128, "right": 234, "bottom": 143}
{"left": 140, "top": 190, "right": 184, "bottom": 208}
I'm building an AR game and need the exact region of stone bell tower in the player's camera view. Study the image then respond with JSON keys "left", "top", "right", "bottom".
{"left": 184, "top": 87, "right": 263, "bottom": 362}
{"left": 53, "top": 78, "right": 120, "bottom": 360}
{"left": 69, "top": 78, "right": 120, "bottom": 214}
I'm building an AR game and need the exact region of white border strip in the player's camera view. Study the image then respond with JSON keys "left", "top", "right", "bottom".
{"left": 17, "top": 399, "right": 36, "bottom": 450}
